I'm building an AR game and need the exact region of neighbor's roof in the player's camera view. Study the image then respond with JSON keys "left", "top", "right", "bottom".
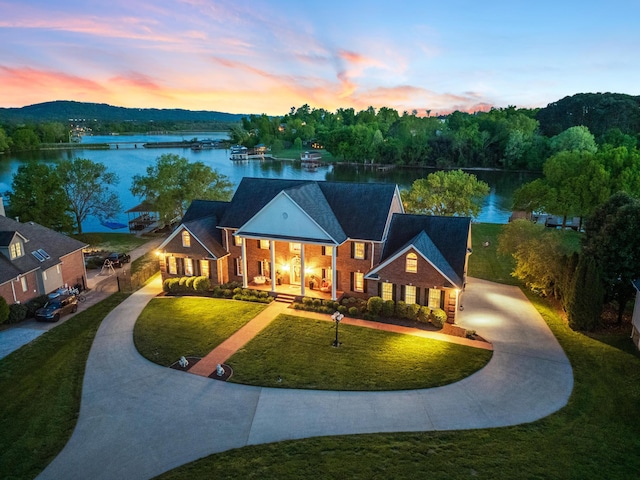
{"left": 0, "top": 216, "right": 87, "bottom": 285}
{"left": 219, "top": 178, "right": 397, "bottom": 241}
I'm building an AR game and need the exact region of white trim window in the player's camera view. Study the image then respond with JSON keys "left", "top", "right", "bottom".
{"left": 405, "top": 285, "right": 416, "bottom": 305}
{"left": 289, "top": 242, "right": 301, "bottom": 253}
{"left": 354, "top": 272, "right": 364, "bottom": 292}
{"left": 20, "top": 276, "right": 27, "bottom": 292}
{"left": 10, "top": 242, "right": 22, "bottom": 259}
{"left": 259, "top": 239, "right": 270, "bottom": 250}
{"left": 235, "top": 257, "right": 243, "bottom": 276}
{"left": 182, "top": 230, "right": 191, "bottom": 247}
{"left": 184, "top": 258, "right": 194, "bottom": 276}
{"left": 200, "top": 260, "right": 210, "bottom": 278}
{"left": 323, "top": 246, "right": 333, "bottom": 256}
{"left": 406, "top": 252, "right": 417, "bottom": 273}
{"left": 353, "top": 242, "right": 365, "bottom": 259}
{"left": 168, "top": 256, "right": 177, "bottom": 275}
{"left": 428, "top": 289, "right": 442, "bottom": 309}
{"left": 234, "top": 235, "right": 242, "bottom": 247}
{"left": 381, "top": 282, "right": 393, "bottom": 301}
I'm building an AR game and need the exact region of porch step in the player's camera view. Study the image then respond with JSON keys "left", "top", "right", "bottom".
{"left": 275, "top": 293, "right": 297, "bottom": 304}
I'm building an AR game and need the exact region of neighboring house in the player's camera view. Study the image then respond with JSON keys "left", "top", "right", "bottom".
{"left": 632, "top": 280, "right": 640, "bottom": 351}
{"left": 0, "top": 214, "right": 88, "bottom": 306}
{"left": 157, "top": 178, "right": 472, "bottom": 322}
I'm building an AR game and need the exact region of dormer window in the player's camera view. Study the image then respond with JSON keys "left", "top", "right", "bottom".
{"left": 182, "top": 230, "right": 191, "bottom": 248}
{"left": 10, "top": 242, "right": 23, "bottom": 259}
{"left": 406, "top": 252, "right": 417, "bottom": 273}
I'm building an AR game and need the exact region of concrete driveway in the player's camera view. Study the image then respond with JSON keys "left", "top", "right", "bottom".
{"left": 37, "top": 277, "right": 573, "bottom": 480}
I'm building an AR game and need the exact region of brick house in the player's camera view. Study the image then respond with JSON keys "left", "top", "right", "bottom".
{"left": 0, "top": 215, "right": 88, "bottom": 306}
{"left": 157, "top": 178, "right": 472, "bottom": 322}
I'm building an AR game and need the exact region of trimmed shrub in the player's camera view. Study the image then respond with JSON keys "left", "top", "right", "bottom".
{"left": 193, "top": 276, "right": 211, "bottom": 292}
{"left": 0, "top": 297, "right": 9, "bottom": 324}
{"left": 395, "top": 301, "right": 408, "bottom": 319}
{"left": 338, "top": 305, "right": 347, "bottom": 314}
{"left": 185, "top": 277, "right": 196, "bottom": 289}
{"left": 417, "top": 306, "right": 430, "bottom": 324}
{"left": 407, "top": 303, "right": 421, "bottom": 321}
{"left": 382, "top": 300, "right": 395, "bottom": 317}
{"left": 348, "top": 306, "right": 359, "bottom": 317}
{"left": 178, "top": 277, "right": 189, "bottom": 290}
{"left": 430, "top": 308, "right": 447, "bottom": 329}
{"left": 302, "top": 297, "right": 313, "bottom": 306}
{"left": 367, "top": 296, "right": 384, "bottom": 316}
{"left": 8, "top": 303, "right": 28, "bottom": 324}
{"left": 312, "top": 298, "right": 322, "bottom": 307}
{"left": 25, "top": 295, "right": 48, "bottom": 318}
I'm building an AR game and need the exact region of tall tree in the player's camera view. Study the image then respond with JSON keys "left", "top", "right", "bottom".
{"left": 583, "top": 192, "right": 640, "bottom": 322}
{"left": 549, "top": 125, "right": 598, "bottom": 154}
{"left": 131, "top": 154, "right": 233, "bottom": 226}
{"left": 402, "top": 169, "right": 490, "bottom": 217}
{"left": 9, "top": 163, "right": 75, "bottom": 233}
{"left": 57, "top": 158, "right": 121, "bottom": 234}
{"left": 565, "top": 255, "right": 604, "bottom": 331}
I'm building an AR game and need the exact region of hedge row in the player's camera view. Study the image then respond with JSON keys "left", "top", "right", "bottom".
{"left": 292, "top": 295, "right": 448, "bottom": 329}
{"left": 1, "top": 294, "right": 50, "bottom": 325}
{"left": 163, "top": 276, "right": 211, "bottom": 294}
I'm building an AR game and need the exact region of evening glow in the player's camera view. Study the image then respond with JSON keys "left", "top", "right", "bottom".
{"left": 1, "top": 0, "right": 638, "bottom": 115}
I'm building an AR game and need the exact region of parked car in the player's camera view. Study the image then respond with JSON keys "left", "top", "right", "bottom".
{"left": 35, "top": 291, "right": 78, "bottom": 322}
{"left": 106, "top": 252, "right": 131, "bottom": 268}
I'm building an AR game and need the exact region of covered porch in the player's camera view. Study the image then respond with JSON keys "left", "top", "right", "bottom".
{"left": 249, "top": 282, "right": 343, "bottom": 301}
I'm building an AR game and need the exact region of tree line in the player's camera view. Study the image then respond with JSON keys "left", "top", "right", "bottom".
{"left": 231, "top": 93, "right": 640, "bottom": 171}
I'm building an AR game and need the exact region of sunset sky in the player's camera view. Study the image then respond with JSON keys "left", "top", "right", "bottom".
{"left": 1, "top": 0, "right": 639, "bottom": 116}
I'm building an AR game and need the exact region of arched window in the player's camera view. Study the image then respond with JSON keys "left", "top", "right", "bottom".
{"left": 406, "top": 252, "right": 417, "bottom": 273}
{"left": 182, "top": 230, "right": 191, "bottom": 247}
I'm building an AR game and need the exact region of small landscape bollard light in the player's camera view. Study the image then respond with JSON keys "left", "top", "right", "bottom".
{"left": 331, "top": 311, "right": 344, "bottom": 347}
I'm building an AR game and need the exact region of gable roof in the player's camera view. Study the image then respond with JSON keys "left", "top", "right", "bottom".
{"left": 378, "top": 213, "right": 471, "bottom": 287}
{"left": 0, "top": 216, "right": 87, "bottom": 286}
{"left": 220, "top": 178, "right": 397, "bottom": 241}
{"left": 158, "top": 200, "right": 228, "bottom": 258}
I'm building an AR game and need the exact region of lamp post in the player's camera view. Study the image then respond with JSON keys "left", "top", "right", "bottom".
{"left": 331, "top": 311, "right": 344, "bottom": 347}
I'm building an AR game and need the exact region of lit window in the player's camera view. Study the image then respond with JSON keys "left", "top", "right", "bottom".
{"left": 20, "top": 276, "right": 27, "bottom": 292}
{"left": 43, "top": 270, "right": 48, "bottom": 281}
{"left": 168, "top": 256, "right": 177, "bottom": 274}
{"left": 405, "top": 285, "right": 416, "bottom": 305}
{"left": 353, "top": 242, "right": 365, "bottom": 259}
{"left": 259, "top": 239, "right": 270, "bottom": 249}
{"left": 290, "top": 242, "right": 301, "bottom": 253}
{"left": 200, "top": 260, "right": 210, "bottom": 278}
{"left": 10, "top": 242, "right": 22, "bottom": 259}
{"left": 406, "top": 253, "right": 417, "bottom": 273}
{"left": 323, "top": 246, "right": 333, "bottom": 256}
{"left": 185, "top": 258, "right": 194, "bottom": 276}
{"left": 354, "top": 272, "right": 364, "bottom": 292}
{"left": 259, "top": 259, "right": 271, "bottom": 276}
{"left": 323, "top": 268, "right": 333, "bottom": 282}
{"left": 428, "top": 289, "right": 442, "bottom": 309}
{"left": 234, "top": 235, "right": 242, "bottom": 247}
{"left": 182, "top": 231, "right": 191, "bottom": 247}
{"left": 381, "top": 282, "right": 393, "bottom": 301}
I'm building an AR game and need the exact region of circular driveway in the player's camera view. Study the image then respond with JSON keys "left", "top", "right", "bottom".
{"left": 37, "top": 277, "right": 573, "bottom": 480}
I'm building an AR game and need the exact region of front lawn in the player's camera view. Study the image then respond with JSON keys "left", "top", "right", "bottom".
{"left": 228, "top": 314, "right": 492, "bottom": 390}
{"left": 133, "top": 297, "right": 267, "bottom": 366}
{"left": 0, "top": 294, "right": 128, "bottom": 480}
{"left": 74, "top": 232, "right": 151, "bottom": 253}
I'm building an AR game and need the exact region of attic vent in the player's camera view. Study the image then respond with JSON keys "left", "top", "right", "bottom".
{"left": 31, "top": 249, "right": 50, "bottom": 262}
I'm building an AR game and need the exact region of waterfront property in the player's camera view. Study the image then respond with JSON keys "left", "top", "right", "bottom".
{"left": 0, "top": 212, "right": 88, "bottom": 306}
{"left": 157, "top": 178, "right": 471, "bottom": 322}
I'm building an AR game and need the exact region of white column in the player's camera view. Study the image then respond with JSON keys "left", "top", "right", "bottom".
{"left": 270, "top": 240, "right": 276, "bottom": 292}
{"left": 241, "top": 238, "right": 248, "bottom": 288}
{"left": 331, "top": 247, "right": 337, "bottom": 301}
{"left": 300, "top": 244, "right": 306, "bottom": 297}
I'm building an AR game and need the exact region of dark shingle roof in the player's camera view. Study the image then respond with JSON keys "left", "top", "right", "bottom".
{"left": 180, "top": 200, "right": 229, "bottom": 258}
{"left": 382, "top": 214, "right": 471, "bottom": 286}
{"left": 220, "top": 178, "right": 396, "bottom": 241}
{"left": 0, "top": 216, "right": 87, "bottom": 285}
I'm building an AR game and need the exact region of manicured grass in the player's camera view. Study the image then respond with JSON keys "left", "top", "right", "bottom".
{"left": 134, "top": 297, "right": 267, "bottom": 366}
{"left": 0, "top": 294, "right": 128, "bottom": 480}
{"left": 74, "top": 232, "right": 151, "bottom": 253}
{"left": 228, "top": 314, "right": 492, "bottom": 390}
{"left": 468, "top": 223, "right": 519, "bottom": 285}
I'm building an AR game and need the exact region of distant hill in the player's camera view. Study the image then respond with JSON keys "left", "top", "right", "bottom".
{"left": 0, "top": 100, "right": 247, "bottom": 123}
{"left": 536, "top": 92, "right": 640, "bottom": 138}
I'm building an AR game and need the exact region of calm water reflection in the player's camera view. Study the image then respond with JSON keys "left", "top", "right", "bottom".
{"left": 0, "top": 133, "right": 539, "bottom": 232}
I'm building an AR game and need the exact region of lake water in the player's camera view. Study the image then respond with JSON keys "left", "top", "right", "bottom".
{"left": 0, "top": 133, "right": 538, "bottom": 233}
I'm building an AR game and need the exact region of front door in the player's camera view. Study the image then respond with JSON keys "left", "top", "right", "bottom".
{"left": 290, "top": 256, "right": 301, "bottom": 285}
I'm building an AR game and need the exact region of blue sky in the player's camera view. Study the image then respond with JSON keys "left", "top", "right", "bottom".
{"left": 1, "top": 0, "right": 638, "bottom": 115}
